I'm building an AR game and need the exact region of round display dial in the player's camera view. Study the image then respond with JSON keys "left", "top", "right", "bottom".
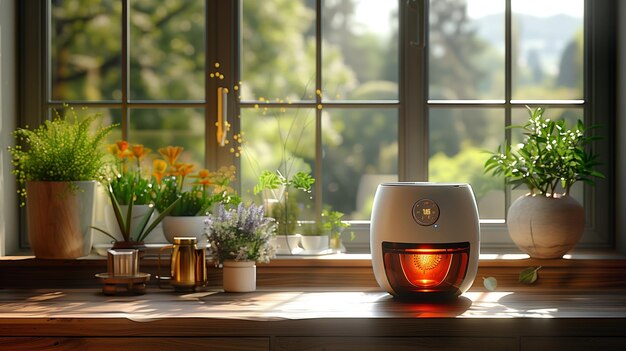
{"left": 412, "top": 199, "right": 440, "bottom": 226}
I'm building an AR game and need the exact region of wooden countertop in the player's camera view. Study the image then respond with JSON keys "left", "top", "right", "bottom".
{"left": 1, "top": 287, "right": 626, "bottom": 321}
{"left": 3, "top": 253, "right": 626, "bottom": 350}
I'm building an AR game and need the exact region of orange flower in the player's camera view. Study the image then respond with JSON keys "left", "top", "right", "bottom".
{"left": 158, "top": 146, "right": 184, "bottom": 166}
{"left": 190, "top": 168, "right": 211, "bottom": 179}
{"left": 116, "top": 140, "right": 129, "bottom": 152}
{"left": 132, "top": 144, "right": 151, "bottom": 159}
{"left": 174, "top": 163, "right": 195, "bottom": 178}
{"left": 152, "top": 159, "right": 168, "bottom": 184}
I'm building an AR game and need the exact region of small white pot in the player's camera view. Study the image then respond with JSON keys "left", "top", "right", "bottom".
{"left": 162, "top": 216, "right": 207, "bottom": 244}
{"left": 270, "top": 234, "right": 302, "bottom": 255}
{"left": 301, "top": 235, "right": 329, "bottom": 251}
{"left": 222, "top": 260, "right": 256, "bottom": 292}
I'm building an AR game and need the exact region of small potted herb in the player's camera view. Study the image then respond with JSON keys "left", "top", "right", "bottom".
{"left": 254, "top": 170, "right": 315, "bottom": 254}
{"left": 205, "top": 203, "right": 276, "bottom": 292}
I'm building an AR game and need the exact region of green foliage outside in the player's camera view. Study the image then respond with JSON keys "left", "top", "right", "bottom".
{"left": 49, "top": 0, "right": 586, "bottom": 220}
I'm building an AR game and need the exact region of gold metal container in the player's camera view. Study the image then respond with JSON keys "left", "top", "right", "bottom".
{"left": 158, "top": 237, "right": 207, "bottom": 290}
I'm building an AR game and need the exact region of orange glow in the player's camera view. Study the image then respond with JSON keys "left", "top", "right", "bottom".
{"left": 382, "top": 241, "right": 470, "bottom": 297}
{"left": 401, "top": 253, "right": 451, "bottom": 288}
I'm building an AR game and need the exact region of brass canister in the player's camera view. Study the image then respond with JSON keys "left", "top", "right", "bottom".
{"left": 158, "top": 237, "right": 207, "bottom": 290}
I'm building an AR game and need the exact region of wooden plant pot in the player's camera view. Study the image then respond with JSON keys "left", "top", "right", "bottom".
{"left": 26, "top": 180, "right": 97, "bottom": 259}
{"left": 507, "top": 194, "right": 584, "bottom": 259}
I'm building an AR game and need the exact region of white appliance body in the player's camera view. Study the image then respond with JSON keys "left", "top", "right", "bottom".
{"left": 370, "top": 182, "right": 480, "bottom": 299}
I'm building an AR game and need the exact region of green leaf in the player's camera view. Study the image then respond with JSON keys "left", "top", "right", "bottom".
{"left": 483, "top": 276, "right": 498, "bottom": 291}
{"left": 254, "top": 170, "right": 284, "bottom": 194}
{"left": 291, "top": 171, "right": 315, "bottom": 191}
{"left": 519, "top": 266, "right": 542, "bottom": 284}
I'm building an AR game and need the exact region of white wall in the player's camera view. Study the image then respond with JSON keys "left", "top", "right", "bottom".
{"left": 618, "top": 2, "right": 626, "bottom": 254}
{"left": 0, "top": 0, "right": 17, "bottom": 256}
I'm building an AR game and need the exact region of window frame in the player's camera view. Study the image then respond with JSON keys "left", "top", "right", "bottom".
{"left": 16, "top": 0, "right": 616, "bottom": 253}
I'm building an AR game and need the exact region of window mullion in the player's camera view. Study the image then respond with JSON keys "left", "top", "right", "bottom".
{"left": 121, "top": 0, "right": 129, "bottom": 141}
{"left": 402, "top": 0, "right": 427, "bottom": 181}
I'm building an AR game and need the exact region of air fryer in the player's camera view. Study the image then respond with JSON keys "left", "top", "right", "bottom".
{"left": 370, "top": 183, "right": 479, "bottom": 299}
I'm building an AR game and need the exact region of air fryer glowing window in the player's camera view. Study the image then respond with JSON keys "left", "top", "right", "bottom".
{"left": 382, "top": 242, "right": 470, "bottom": 296}
{"left": 412, "top": 199, "right": 440, "bottom": 226}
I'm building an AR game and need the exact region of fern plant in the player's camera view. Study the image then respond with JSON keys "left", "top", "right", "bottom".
{"left": 8, "top": 105, "right": 116, "bottom": 206}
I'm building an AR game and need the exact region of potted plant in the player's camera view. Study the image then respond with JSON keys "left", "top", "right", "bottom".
{"left": 8, "top": 105, "right": 115, "bottom": 258}
{"left": 102, "top": 141, "right": 158, "bottom": 242}
{"left": 322, "top": 208, "right": 352, "bottom": 253}
{"left": 299, "top": 209, "right": 352, "bottom": 253}
{"left": 300, "top": 220, "right": 328, "bottom": 252}
{"left": 254, "top": 170, "right": 314, "bottom": 254}
{"left": 205, "top": 202, "right": 276, "bottom": 292}
{"left": 484, "top": 106, "right": 604, "bottom": 258}
{"left": 154, "top": 146, "right": 241, "bottom": 243}
{"left": 93, "top": 181, "right": 180, "bottom": 251}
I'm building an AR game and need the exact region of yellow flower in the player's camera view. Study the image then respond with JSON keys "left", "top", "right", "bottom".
{"left": 152, "top": 159, "right": 168, "bottom": 184}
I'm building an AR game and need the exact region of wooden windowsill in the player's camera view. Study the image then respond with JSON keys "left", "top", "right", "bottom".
{"left": 1, "top": 249, "right": 626, "bottom": 290}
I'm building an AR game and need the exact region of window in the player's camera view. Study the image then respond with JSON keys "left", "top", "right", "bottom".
{"left": 17, "top": 0, "right": 614, "bottom": 252}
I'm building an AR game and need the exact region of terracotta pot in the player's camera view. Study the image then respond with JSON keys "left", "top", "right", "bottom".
{"left": 507, "top": 194, "right": 584, "bottom": 259}
{"left": 26, "top": 180, "right": 96, "bottom": 259}
{"left": 222, "top": 260, "right": 256, "bottom": 292}
{"left": 162, "top": 216, "right": 207, "bottom": 244}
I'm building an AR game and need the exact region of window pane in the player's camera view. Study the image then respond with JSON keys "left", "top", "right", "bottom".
{"left": 48, "top": 107, "right": 122, "bottom": 145}
{"left": 322, "top": 108, "right": 398, "bottom": 220}
{"left": 50, "top": 0, "right": 121, "bottom": 101}
{"left": 240, "top": 107, "right": 316, "bottom": 208}
{"left": 129, "top": 0, "right": 205, "bottom": 101}
{"left": 429, "top": 0, "right": 504, "bottom": 100}
{"left": 321, "top": 0, "right": 399, "bottom": 100}
{"left": 128, "top": 108, "right": 205, "bottom": 169}
{"left": 511, "top": 0, "right": 584, "bottom": 100}
{"left": 241, "top": 0, "right": 316, "bottom": 101}
{"left": 428, "top": 108, "right": 504, "bottom": 219}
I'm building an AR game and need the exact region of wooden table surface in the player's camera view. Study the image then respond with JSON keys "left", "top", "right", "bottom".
{"left": 1, "top": 287, "right": 626, "bottom": 320}
{"left": 1, "top": 288, "right": 626, "bottom": 351}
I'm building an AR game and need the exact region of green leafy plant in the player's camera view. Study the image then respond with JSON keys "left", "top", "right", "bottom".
{"left": 484, "top": 106, "right": 604, "bottom": 196}
{"left": 205, "top": 203, "right": 277, "bottom": 264}
{"left": 253, "top": 170, "right": 315, "bottom": 236}
{"left": 8, "top": 105, "right": 116, "bottom": 206}
{"left": 253, "top": 170, "right": 315, "bottom": 195}
{"left": 106, "top": 141, "right": 155, "bottom": 205}
{"left": 155, "top": 165, "right": 241, "bottom": 216}
{"left": 321, "top": 208, "right": 351, "bottom": 240}
{"left": 92, "top": 182, "right": 181, "bottom": 243}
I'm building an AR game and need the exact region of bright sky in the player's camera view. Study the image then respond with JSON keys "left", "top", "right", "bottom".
{"left": 468, "top": 0, "right": 584, "bottom": 19}
{"left": 354, "top": 0, "right": 584, "bottom": 37}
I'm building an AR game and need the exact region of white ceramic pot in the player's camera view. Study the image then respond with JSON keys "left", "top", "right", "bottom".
{"left": 507, "top": 194, "right": 584, "bottom": 259}
{"left": 301, "top": 235, "right": 329, "bottom": 251}
{"left": 270, "top": 234, "right": 302, "bottom": 255}
{"left": 222, "top": 260, "right": 256, "bottom": 292}
{"left": 162, "top": 216, "right": 207, "bottom": 244}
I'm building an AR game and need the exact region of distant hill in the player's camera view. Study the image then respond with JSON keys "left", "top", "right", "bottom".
{"left": 472, "top": 13, "right": 582, "bottom": 72}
